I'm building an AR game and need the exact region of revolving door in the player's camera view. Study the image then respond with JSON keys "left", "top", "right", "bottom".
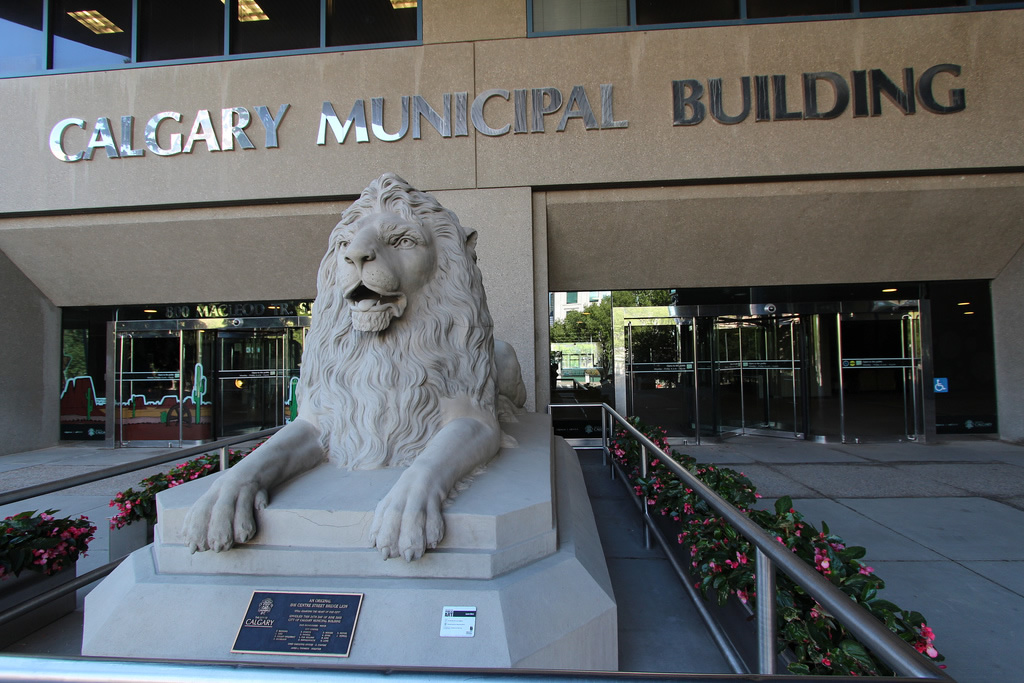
{"left": 617, "top": 303, "right": 925, "bottom": 443}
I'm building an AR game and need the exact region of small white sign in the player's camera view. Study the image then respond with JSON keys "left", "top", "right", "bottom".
{"left": 440, "top": 606, "right": 476, "bottom": 638}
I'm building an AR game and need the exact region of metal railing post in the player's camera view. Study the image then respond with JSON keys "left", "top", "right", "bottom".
{"left": 756, "top": 549, "right": 777, "bottom": 674}
{"left": 601, "top": 407, "right": 608, "bottom": 467}
{"left": 640, "top": 442, "right": 651, "bottom": 549}
{"left": 220, "top": 445, "right": 230, "bottom": 471}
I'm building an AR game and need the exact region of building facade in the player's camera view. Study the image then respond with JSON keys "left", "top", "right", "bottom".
{"left": 3, "top": 1, "right": 1024, "bottom": 453}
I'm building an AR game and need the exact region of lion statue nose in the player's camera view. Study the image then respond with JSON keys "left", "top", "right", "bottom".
{"left": 344, "top": 243, "right": 376, "bottom": 265}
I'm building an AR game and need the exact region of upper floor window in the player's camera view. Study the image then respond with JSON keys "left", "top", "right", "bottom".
{"left": 0, "top": 0, "right": 420, "bottom": 78}
{"left": 530, "top": 0, "right": 1018, "bottom": 35}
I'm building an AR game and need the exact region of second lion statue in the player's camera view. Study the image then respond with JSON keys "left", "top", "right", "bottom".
{"left": 182, "top": 173, "right": 526, "bottom": 562}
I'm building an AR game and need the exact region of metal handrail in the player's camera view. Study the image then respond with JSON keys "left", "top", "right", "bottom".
{"left": 0, "top": 427, "right": 282, "bottom": 507}
{"left": 549, "top": 402, "right": 952, "bottom": 680}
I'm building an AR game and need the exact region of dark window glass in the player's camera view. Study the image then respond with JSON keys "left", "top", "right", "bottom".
{"left": 53, "top": 0, "right": 132, "bottom": 70}
{"left": 859, "top": 0, "right": 964, "bottom": 10}
{"left": 928, "top": 280, "right": 997, "bottom": 434}
{"left": 533, "top": 0, "right": 627, "bottom": 32}
{"left": 328, "top": 0, "right": 417, "bottom": 47}
{"left": 637, "top": 1, "right": 739, "bottom": 24}
{"left": 232, "top": 0, "right": 319, "bottom": 54}
{"left": 0, "top": 0, "right": 44, "bottom": 75}
{"left": 566, "top": 292, "right": 578, "bottom": 304}
{"left": 747, "top": 0, "right": 851, "bottom": 18}
{"left": 139, "top": 0, "right": 224, "bottom": 62}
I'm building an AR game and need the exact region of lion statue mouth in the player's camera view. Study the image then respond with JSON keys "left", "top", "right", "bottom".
{"left": 345, "top": 282, "right": 408, "bottom": 332}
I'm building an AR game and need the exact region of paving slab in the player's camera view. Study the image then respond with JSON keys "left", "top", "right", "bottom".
{"left": 891, "top": 463, "right": 1024, "bottom": 497}
{"left": 869, "top": 559, "right": 1023, "bottom": 683}
{"left": 1001, "top": 495, "right": 1024, "bottom": 512}
{"left": 840, "top": 497, "right": 1024, "bottom": 561}
{"left": 781, "top": 498, "right": 944, "bottom": 562}
{"left": 962, "top": 560, "right": 1024, "bottom": 596}
{"left": 727, "top": 464, "right": 818, "bottom": 498}
{"left": 775, "top": 463, "right": 964, "bottom": 498}
{"left": 0, "top": 466, "right": 111, "bottom": 493}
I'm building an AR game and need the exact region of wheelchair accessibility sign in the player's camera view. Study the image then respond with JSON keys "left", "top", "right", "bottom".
{"left": 934, "top": 378, "right": 949, "bottom": 393}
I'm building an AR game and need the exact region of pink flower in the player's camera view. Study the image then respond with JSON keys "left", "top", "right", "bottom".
{"left": 858, "top": 566, "right": 874, "bottom": 575}
{"left": 737, "top": 590, "right": 750, "bottom": 604}
{"left": 821, "top": 657, "right": 831, "bottom": 667}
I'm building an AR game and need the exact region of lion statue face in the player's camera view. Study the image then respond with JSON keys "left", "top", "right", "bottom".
{"left": 336, "top": 210, "right": 438, "bottom": 333}
{"left": 297, "top": 173, "right": 497, "bottom": 470}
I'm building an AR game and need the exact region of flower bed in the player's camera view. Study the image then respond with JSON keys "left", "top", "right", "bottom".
{"left": 611, "top": 418, "right": 944, "bottom": 676}
{"left": 109, "top": 443, "right": 261, "bottom": 529}
{"left": 0, "top": 510, "right": 95, "bottom": 581}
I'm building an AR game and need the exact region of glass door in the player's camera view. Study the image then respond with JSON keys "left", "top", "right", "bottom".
{"left": 625, "top": 318, "right": 697, "bottom": 438}
{"left": 214, "top": 328, "right": 304, "bottom": 437}
{"left": 115, "top": 329, "right": 183, "bottom": 446}
{"left": 711, "top": 314, "right": 804, "bottom": 438}
{"left": 216, "top": 331, "right": 285, "bottom": 437}
{"left": 837, "top": 306, "right": 923, "bottom": 442}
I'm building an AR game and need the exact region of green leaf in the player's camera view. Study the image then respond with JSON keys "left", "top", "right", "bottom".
{"left": 840, "top": 545, "right": 867, "bottom": 560}
{"left": 775, "top": 496, "right": 793, "bottom": 516}
{"left": 788, "top": 662, "right": 811, "bottom": 675}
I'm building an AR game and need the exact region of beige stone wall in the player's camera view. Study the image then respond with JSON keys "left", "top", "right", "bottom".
{"left": 423, "top": 0, "right": 527, "bottom": 43}
{"left": 0, "top": 249, "right": 60, "bottom": 455}
{"left": 545, "top": 174, "right": 1024, "bottom": 291}
{"left": 992, "top": 245, "right": 1024, "bottom": 443}
{"left": 2, "top": 11, "right": 1020, "bottom": 215}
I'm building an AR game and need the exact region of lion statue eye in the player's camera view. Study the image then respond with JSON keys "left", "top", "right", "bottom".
{"left": 394, "top": 236, "right": 417, "bottom": 248}
{"left": 338, "top": 239, "right": 350, "bottom": 249}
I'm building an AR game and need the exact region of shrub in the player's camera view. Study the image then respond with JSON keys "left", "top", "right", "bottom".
{"left": 611, "top": 418, "right": 944, "bottom": 676}
{"left": 0, "top": 510, "right": 96, "bottom": 580}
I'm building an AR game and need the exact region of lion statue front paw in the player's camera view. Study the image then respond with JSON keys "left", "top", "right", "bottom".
{"left": 182, "top": 477, "right": 269, "bottom": 553}
{"left": 367, "top": 469, "right": 446, "bottom": 562}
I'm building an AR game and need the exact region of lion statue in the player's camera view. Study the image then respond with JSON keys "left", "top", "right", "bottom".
{"left": 183, "top": 173, "right": 526, "bottom": 562}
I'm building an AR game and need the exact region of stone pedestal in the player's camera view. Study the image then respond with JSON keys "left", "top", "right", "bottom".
{"left": 83, "top": 414, "right": 617, "bottom": 670}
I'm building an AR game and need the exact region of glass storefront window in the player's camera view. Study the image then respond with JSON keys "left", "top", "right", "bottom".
{"left": 533, "top": 0, "right": 628, "bottom": 33}
{"left": 232, "top": 0, "right": 319, "bottom": 54}
{"left": 0, "top": 0, "right": 44, "bottom": 76}
{"left": 860, "top": 0, "right": 965, "bottom": 10}
{"left": 52, "top": 0, "right": 132, "bottom": 71}
{"left": 747, "top": 0, "right": 850, "bottom": 19}
{"left": 327, "top": 0, "right": 418, "bottom": 47}
{"left": 637, "top": 0, "right": 739, "bottom": 25}
{"left": 138, "top": 0, "right": 225, "bottom": 62}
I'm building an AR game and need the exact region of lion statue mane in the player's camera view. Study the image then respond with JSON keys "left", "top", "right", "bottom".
{"left": 183, "top": 173, "right": 524, "bottom": 561}
{"left": 299, "top": 173, "right": 500, "bottom": 469}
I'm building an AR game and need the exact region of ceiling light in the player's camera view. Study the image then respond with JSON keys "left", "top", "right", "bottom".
{"left": 957, "top": 302, "right": 971, "bottom": 306}
{"left": 882, "top": 288, "right": 898, "bottom": 293}
{"left": 220, "top": 0, "right": 269, "bottom": 22}
{"left": 390, "top": 0, "right": 417, "bottom": 8}
{"left": 964, "top": 311, "right": 975, "bottom": 315}
{"left": 143, "top": 309, "right": 157, "bottom": 313}
{"left": 67, "top": 10, "right": 123, "bottom": 34}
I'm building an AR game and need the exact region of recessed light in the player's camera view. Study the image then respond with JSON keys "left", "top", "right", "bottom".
{"left": 882, "top": 288, "right": 898, "bottom": 293}
{"left": 957, "top": 302, "right": 971, "bottom": 306}
{"left": 220, "top": 0, "right": 269, "bottom": 22}
{"left": 143, "top": 309, "right": 157, "bottom": 313}
{"left": 67, "top": 10, "right": 123, "bottom": 34}
{"left": 390, "top": 0, "right": 417, "bottom": 8}
{"left": 964, "top": 311, "right": 975, "bottom": 315}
